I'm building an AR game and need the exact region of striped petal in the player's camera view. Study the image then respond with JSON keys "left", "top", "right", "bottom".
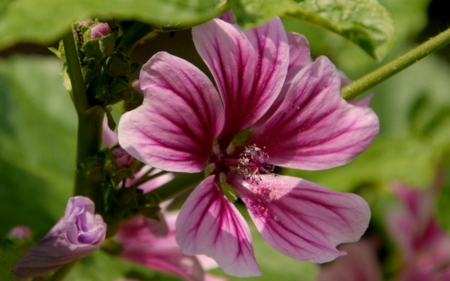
{"left": 248, "top": 56, "right": 379, "bottom": 170}
{"left": 192, "top": 17, "right": 288, "bottom": 141}
{"left": 176, "top": 176, "right": 261, "bottom": 277}
{"left": 118, "top": 52, "right": 224, "bottom": 173}
{"left": 233, "top": 174, "right": 370, "bottom": 263}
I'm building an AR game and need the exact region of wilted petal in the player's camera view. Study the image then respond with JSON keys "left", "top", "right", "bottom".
{"left": 118, "top": 52, "right": 224, "bottom": 173}
{"left": 192, "top": 18, "right": 288, "bottom": 139}
{"left": 233, "top": 174, "right": 370, "bottom": 263}
{"left": 249, "top": 56, "right": 379, "bottom": 170}
{"left": 176, "top": 176, "right": 261, "bottom": 277}
{"left": 13, "top": 197, "right": 106, "bottom": 280}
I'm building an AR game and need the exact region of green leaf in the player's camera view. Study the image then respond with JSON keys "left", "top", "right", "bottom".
{"left": 0, "top": 56, "right": 76, "bottom": 237}
{"left": 437, "top": 172, "right": 450, "bottom": 233}
{"left": 0, "top": 239, "right": 33, "bottom": 281}
{"left": 283, "top": 136, "right": 439, "bottom": 192}
{"left": 0, "top": 0, "right": 228, "bottom": 51}
{"left": 231, "top": 0, "right": 394, "bottom": 60}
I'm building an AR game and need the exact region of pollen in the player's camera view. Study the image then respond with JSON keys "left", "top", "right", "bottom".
{"left": 237, "top": 144, "right": 273, "bottom": 182}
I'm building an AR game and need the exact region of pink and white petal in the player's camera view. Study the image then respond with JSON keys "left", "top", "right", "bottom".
{"left": 102, "top": 116, "right": 118, "bottom": 147}
{"left": 350, "top": 94, "right": 374, "bottom": 107}
{"left": 192, "top": 18, "right": 289, "bottom": 139}
{"left": 126, "top": 166, "right": 174, "bottom": 194}
{"left": 120, "top": 244, "right": 205, "bottom": 281}
{"left": 176, "top": 176, "right": 261, "bottom": 277}
{"left": 118, "top": 52, "right": 224, "bottom": 173}
{"left": 255, "top": 33, "right": 312, "bottom": 126}
{"left": 285, "top": 32, "right": 312, "bottom": 85}
{"left": 233, "top": 175, "right": 371, "bottom": 263}
{"left": 219, "top": 11, "right": 236, "bottom": 24}
{"left": 249, "top": 56, "right": 379, "bottom": 170}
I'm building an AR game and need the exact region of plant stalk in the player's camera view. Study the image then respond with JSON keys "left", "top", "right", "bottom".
{"left": 341, "top": 26, "right": 450, "bottom": 100}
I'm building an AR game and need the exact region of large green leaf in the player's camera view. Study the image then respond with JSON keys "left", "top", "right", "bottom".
{"left": 0, "top": 0, "right": 226, "bottom": 51}
{"left": 282, "top": 0, "right": 430, "bottom": 74}
{"left": 231, "top": 0, "right": 394, "bottom": 60}
{"left": 0, "top": 56, "right": 76, "bottom": 237}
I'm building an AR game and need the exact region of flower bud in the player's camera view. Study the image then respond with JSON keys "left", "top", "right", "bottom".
{"left": 8, "top": 226, "right": 31, "bottom": 240}
{"left": 112, "top": 147, "right": 135, "bottom": 169}
{"left": 90, "top": 23, "right": 112, "bottom": 39}
{"left": 13, "top": 196, "right": 106, "bottom": 280}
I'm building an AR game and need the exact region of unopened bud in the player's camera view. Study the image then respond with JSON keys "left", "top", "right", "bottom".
{"left": 90, "top": 23, "right": 112, "bottom": 39}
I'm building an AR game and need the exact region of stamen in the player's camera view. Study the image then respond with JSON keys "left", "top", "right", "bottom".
{"left": 237, "top": 144, "right": 274, "bottom": 182}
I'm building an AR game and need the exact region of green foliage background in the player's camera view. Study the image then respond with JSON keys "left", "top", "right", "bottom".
{"left": 1, "top": 0, "right": 450, "bottom": 280}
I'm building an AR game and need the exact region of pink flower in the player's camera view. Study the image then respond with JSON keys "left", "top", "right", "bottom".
{"left": 102, "top": 117, "right": 173, "bottom": 192}
{"left": 316, "top": 238, "right": 382, "bottom": 281}
{"left": 116, "top": 213, "right": 217, "bottom": 281}
{"left": 118, "top": 17, "right": 378, "bottom": 276}
{"left": 388, "top": 184, "right": 450, "bottom": 281}
{"left": 13, "top": 196, "right": 106, "bottom": 280}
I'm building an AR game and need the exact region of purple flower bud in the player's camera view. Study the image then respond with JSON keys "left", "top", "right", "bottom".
{"left": 112, "top": 147, "right": 135, "bottom": 169}
{"left": 90, "top": 23, "right": 112, "bottom": 39}
{"left": 8, "top": 225, "right": 31, "bottom": 240}
{"left": 13, "top": 196, "right": 106, "bottom": 281}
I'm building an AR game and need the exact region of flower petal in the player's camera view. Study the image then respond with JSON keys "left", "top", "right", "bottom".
{"left": 249, "top": 56, "right": 379, "bottom": 170}
{"left": 285, "top": 32, "right": 312, "bottom": 86}
{"left": 316, "top": 239, "right": 382, "bottom": 281}
{"left": 117, "top": 215, "right": 204, "bottom": 281}
{"left": 102, "top": 116, "right": 117, "bottom": 147}
{"left": 255, "top": 32, "right": 312, "bottom": 125}
{"left": 233, "top": 174, "right": 371, "bottom": 263}
{"left": 118, "top": 52, "right": 224, "bottom": 173}
{"left": 176, "top": 176, "right": 261, "bottom": 277}
{"left": 192, "top": 18, "right": 289, "bottom": 140}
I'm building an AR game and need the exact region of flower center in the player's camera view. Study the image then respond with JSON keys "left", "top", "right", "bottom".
{"left": 236, "top": 144, "right": 273, "bottom": 182}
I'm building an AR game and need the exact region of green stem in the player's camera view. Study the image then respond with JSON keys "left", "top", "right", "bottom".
{"left": 341, "top": 26, "right": 450, "bottom": 100}
{"left": 62, "top": 31, "right": 89, "bottom": 115}
{"left": 147, "top": 172, "right": 204, "bottom": 202}
{"left": 63, "top": 30, "right": 104, "bottom": 206}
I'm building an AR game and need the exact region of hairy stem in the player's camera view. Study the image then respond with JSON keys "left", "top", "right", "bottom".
{"left": 341, "top": 27, "right": 450, "bottom": 100}
{"left": 63, "top": 30, "right": 104, "bottom": 207}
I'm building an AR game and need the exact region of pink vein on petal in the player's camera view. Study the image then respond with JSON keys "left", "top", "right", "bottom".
{"left": 192, "top": 18, "right": 289, "bottom": 139}
{"left": 118, "top": 52, "right": 224, "bottom": 173}
{"left": 234, "top": 174, "right": 370, "bottom": 264}
{"left": 249, "top": 56, "right": 379, "bottom": 170}
{"left": 176, "top": 176, "right": 261, "bottom": 277}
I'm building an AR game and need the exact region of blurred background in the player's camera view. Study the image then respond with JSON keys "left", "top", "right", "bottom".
{"left": 1, "top": 0, "right": 450, "bottom": 280}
